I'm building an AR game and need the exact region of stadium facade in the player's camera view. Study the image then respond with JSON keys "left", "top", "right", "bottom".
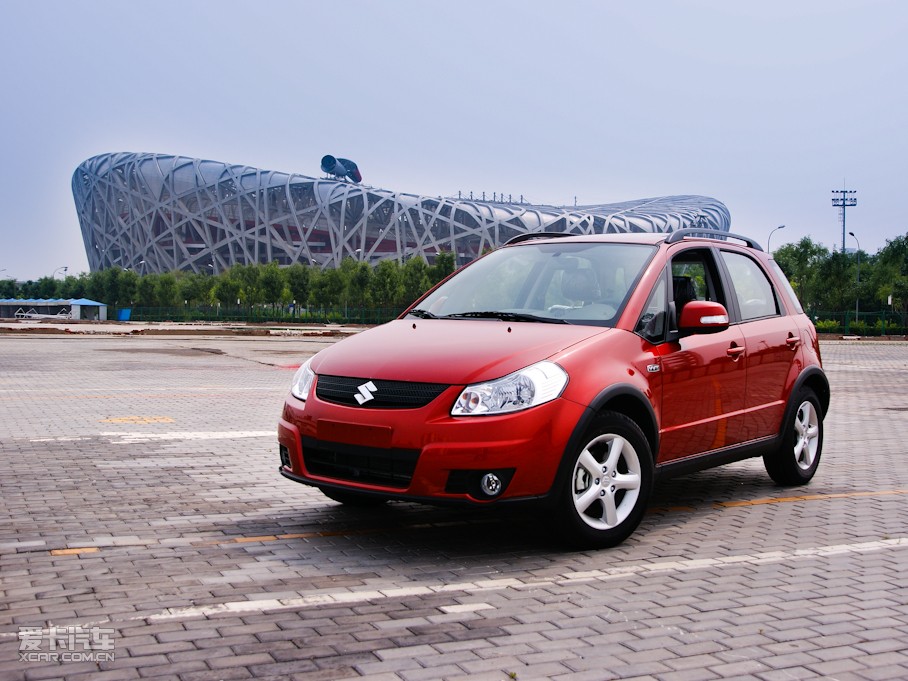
{"left": 72, "top": 152, "right": 731, "bottom": 275}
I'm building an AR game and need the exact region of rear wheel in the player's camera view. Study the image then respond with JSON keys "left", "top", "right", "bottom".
{"left": 320, "top": 487, "right": 388, "bottom": 507}
{"left": 763, "top": 388, "right": 823, "bottom": 486}
{"left": 555, "top": 411, "right": 654, "bottom": 548}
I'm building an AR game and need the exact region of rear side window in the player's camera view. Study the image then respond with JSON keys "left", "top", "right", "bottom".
{"left": 768, "top": 260, "right": 804, "bottom": 314}
{"left": 720, "top": 252, "right": 779, "bottom": 321}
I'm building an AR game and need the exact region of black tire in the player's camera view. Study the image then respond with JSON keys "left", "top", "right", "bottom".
{"left": 763, "top": 388, "right": 824, "bottom": 486}
{"left": 555, "top": 411, "right": 654, "bottom": 549}
{"left": 320, "top": 487, "right": 388, "bottom": 507}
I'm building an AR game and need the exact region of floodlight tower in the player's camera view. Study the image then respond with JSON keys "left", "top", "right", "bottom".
{"left": 831, "top": 187, "right": 856, "bottom": 252}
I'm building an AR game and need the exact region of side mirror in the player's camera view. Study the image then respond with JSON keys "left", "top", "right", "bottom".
{"left": 679, "top": 300, "right": 730, "bottom": 335}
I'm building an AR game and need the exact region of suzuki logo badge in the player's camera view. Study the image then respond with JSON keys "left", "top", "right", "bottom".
{"left": 355, "top": 381, "right": 378, "bottom": 405}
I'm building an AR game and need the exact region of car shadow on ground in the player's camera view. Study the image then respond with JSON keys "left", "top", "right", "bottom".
{"left": 214, "top": 462, "right": 780, "bottom": 565}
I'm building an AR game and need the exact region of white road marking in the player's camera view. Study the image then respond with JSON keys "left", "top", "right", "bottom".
{"left": 29, "top": 431, "right": 274, "bottom": 444}
{"left": 1, "top": 536, "right": 905, "bottom": 640}
{"left": 110, "top": 430, "right": 273, "bottom": 443}
{"left": 441, "top": 603, "right": 495, "bottom": 614}
{"left": 146, "top": 536, "right": 908, "bottom": 621}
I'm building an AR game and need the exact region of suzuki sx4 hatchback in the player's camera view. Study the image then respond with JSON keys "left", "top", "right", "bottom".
{"left": 278, "top": 230, "right": 829, "bottom": 548}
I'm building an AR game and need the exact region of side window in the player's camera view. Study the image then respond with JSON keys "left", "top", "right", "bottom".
{"left": 769, "top": 260, "right": 804, "bottom": 314}
{"left": 721, "top": 251, "right": 779, "bottom": 320}
{"left": 669, "top": 249, "right": 724, "bottom": 330}
{"left": 635, "top": 274, "right": 667, "bottom": 343}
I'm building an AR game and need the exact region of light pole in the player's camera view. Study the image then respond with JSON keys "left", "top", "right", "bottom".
{"left": 52, "top": 266, "right": 68, "bottom": 279}
{"left": 849, "top": 231, "right": 860, "bottom": 324}
{"left": 832, "top": 187, "right": 857, "bottom": 252}
{"left": 767, "top": 225, "right": 785, "bottom": 254}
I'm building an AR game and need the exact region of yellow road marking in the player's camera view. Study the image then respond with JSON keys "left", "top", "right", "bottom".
{"left": 714, "top": 489, "right": 908, "bottom": 508}
{"left": 50, "top": 547, "right": 100, "bottom": 556}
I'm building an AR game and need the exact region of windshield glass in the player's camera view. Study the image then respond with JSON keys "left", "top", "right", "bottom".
{"left": 408, "top": 241, "right": 656, "bottom": 326}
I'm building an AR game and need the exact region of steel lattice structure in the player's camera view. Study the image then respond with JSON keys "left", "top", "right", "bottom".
{"left": 73, "top": 152, "right": 731, "bottom": 274}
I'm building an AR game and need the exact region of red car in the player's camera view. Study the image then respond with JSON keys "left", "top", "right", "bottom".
{"left": 278, "top": 229, "right": 829, "bottom": 547}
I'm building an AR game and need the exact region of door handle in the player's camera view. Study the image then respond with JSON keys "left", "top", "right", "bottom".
{"left": 726, "top": 344, "right": 745, "bottom": 360}
{"left": 786, "top": 334, "right": 800, "bottom": 350}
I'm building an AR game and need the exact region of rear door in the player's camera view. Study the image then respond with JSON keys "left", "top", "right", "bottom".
{"left": 718, "top": 249, "right": 803, "bottom": 441}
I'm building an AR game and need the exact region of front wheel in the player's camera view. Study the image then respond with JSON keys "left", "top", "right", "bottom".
{"left": 555, "top": 411, "right": 654, "bottom": 548}
{"left": 763, "top": 388, "right": 824, "bottom": 486}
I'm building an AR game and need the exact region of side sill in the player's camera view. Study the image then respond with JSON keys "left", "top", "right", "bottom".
{"left": 655, "top": 436, "right": 776, "bottom": 480}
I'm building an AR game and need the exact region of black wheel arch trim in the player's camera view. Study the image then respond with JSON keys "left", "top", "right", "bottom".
{"left": 542, "top": 383, "right": 659, "bottom": 507}
{"left": 790, "top": 365, "right": 830, "bottom": 416}
{"left": 585, "top": 382, "right": 660, "bottom": 456}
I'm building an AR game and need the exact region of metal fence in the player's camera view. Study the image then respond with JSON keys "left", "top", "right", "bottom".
{"left": 808, "top": 309, "right": 906, "bottom": 336}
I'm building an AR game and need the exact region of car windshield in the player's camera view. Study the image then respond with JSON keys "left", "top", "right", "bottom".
{"left": 408, "top": 241, "right": 656, "bottom": 326}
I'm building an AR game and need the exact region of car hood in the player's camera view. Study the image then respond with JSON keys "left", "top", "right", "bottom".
{"left": 310, "top": 319, "right": 611, "bottom": 385}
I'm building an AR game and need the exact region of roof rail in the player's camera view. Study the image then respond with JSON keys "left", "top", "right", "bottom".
{"left": 664, "top": 229, "right": 763, "bottom": 251}
{"left": 504, "top": 232, "right": 576, "bottom": 246}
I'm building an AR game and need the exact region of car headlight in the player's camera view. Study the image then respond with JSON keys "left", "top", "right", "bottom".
{"left": 290, "top": 357, "right": 316, "bottom": 401}
{"left": 452, "top": 361, "right": 568, "bottom": 416}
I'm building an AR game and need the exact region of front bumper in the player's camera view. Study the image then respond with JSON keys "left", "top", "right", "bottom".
{"left": 277, "top": 385, "right": 585, "bottom": 504}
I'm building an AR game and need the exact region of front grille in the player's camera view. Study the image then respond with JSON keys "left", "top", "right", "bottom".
{"left": 302, "top": 437, "right": 419, "bottom": 488}
{"left": 316, "top": 375, "right": 449, "bottom": 409}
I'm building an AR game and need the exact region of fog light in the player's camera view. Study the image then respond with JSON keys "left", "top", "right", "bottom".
{"left": 480, "top": 473, "right": 502, "bottom": 497}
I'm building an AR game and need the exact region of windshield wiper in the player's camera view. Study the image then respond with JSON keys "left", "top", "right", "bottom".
{"left": 444, "top": 311, "right": 568, "bottom": 324}
{"left": 406, "top": 309, "right": 439, "bottom": 319}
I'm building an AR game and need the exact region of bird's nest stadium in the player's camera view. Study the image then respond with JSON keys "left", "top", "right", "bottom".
{"left": 72, "top": 152, "right": 731, "bottom": 275}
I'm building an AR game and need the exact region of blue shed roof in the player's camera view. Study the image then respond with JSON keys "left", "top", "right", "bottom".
{"left": 0, "top": 298, "right": 106, "bottom": 306}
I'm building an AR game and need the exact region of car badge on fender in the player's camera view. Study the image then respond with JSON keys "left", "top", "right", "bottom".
{"left": 355, "top": 381, "right": 378, "bottom": 405}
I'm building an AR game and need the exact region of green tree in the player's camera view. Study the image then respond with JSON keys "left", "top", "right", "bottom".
{"left": 0, "top": 277, "right": 19, "bottom": 298}
{"left": 401, "top": 257, "right": 431, "bottom": 306}
{"left": 259, "top": 262, "right": 286, "bottom": 307}
{"left": 118, "top": 270, "right": 139, "bottom": 305}
{"left": 101, "top": 268, "right": 124, "bottom": 305}
{"left": 136, "top": 275, "right": 158, "bottom": 307}
{"left": 155, "top": 273, "right": 179, "bottom": 307}
{"left": 20, "top": 281, "right": 40, "bottom": 298}
{"left": 286, "top": 263, "right": 311, "bottom": 305}
{"left": 84, "top": 270, "right": 107, "bottom": 303}
{"left": 35, "top": 276, "right": 59, "bottom": 298}
{"left": 232, "top": 264, "right": 263, "bottom": 305}
{"left": 177, "top": 273, "right": 210, "bottom": 305}
{"left": 370, "top": 259, "right": 402, "bottom": 307}
{"left": 213, "top": 275, "right": 241, "bottom": 306}
{"left": 871, "top": 233, "right": 908, "bottom": 326}
{"left": 310, "top": 267, "right": 343, "bottom": 307}
{"left": 814, "top": 251, "right": 853, "bottom": 312}
{"left": 429, "top": 251, "right": 456, "bottom": 285}
{"left": 773, "top": 237, "right": 829, "bottom": 309}
{"left": 337, "top": 257, "right": 357, "bottom": 310}
{"left": 347, "top": 261, "right": 372, "bottom": 309}
{"left": 60, "top": 274, "right": 88, "bottom": 300}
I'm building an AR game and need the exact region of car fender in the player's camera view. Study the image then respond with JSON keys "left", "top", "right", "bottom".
{"left": 542, "top": 383, "right": 659, "bottom": 506}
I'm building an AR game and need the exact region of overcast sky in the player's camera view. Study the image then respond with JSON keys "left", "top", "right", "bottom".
{"left": 2, "top": 0, "right": 906, "bottom": 281}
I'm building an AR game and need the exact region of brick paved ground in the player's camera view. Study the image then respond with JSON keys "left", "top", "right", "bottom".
{"left": 0, "top": 334, "right": 906, "bottom": 681}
